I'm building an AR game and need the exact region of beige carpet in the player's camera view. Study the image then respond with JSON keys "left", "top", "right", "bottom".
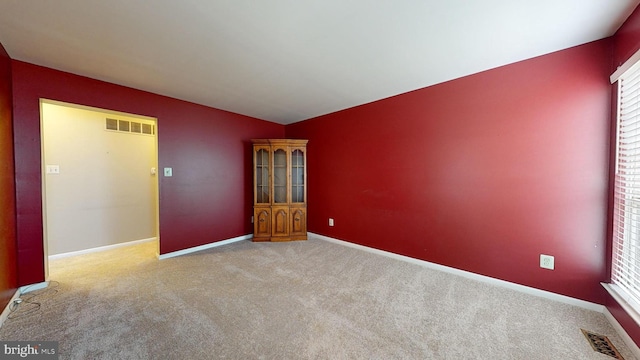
{"left": 0, "top": 235, "right": 636, "bottom": 359}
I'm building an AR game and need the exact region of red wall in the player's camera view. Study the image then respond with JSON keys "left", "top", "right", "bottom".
{"left": 615, "top": 4, "right": 640, "bottom": 68}
{"left": 12, "top": 61, "right": 284, "bottom": 285}
{"left": 287, "top": 40, "right": 613, "bottom": 304}
{"left": 0, "top": 43, "right": 17, "bottom": 309}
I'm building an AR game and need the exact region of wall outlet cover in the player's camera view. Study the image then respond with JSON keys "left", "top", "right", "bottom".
{"left": 540, "top": 254, "right": 555, "bottom": 270}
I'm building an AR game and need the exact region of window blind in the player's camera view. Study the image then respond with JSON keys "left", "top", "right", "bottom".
{"left": 612, "top": 62, "right": 640, "bottom": 313}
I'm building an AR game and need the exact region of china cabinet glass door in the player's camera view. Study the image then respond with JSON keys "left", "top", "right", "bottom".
{"left": 255, "top": 149, "right": 269, "bottom": 203}
{"left": 273, "top": 149, "right": 287, "bottom": 203}
{"left": 291, "top": 149, "right": 305, "bottom": 203}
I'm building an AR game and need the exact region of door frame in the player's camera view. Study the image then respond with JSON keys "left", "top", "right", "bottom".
{"left": 39, "top": 99, "right": 160, "bottom": 277}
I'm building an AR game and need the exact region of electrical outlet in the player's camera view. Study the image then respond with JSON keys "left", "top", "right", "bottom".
{"left": 540, "top": 254, "right": 554, "bottom": 270}
{"left": 251, "top": 216, "right": 254, "bottom": 224}
{"left": 329, "top": 218, "right": 334, "bottom": 227}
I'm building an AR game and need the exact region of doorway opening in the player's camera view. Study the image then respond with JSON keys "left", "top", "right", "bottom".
{"left": 40, "top": 99, "right": 159, "bottom": 278}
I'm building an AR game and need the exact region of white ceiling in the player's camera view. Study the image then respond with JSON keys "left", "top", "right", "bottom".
{"left": 0, "top": 1, "right": 638, "bottom": 124}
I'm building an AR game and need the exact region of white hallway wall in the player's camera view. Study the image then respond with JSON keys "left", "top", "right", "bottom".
{"left": 42, "top": 101, "right": 157, "bottom": 255}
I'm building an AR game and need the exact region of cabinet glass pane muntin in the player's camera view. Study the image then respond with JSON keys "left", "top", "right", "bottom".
{"left": 256, "top": 149, "right": 269, "bottom": 203}
{"left": 274, "top": 149, "right": 287, "bottom": 203}
{"left": 292, "top": 149, "right": 304, "bottom": 203}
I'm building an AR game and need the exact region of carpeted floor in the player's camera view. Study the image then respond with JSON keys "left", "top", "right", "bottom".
{"left": 0, "top": 235, "right": 636, "bottom": 359}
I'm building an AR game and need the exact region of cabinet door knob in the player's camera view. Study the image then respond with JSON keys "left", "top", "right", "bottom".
{"left": 259, "top": 218, "right": 265, "bottom": 222}
{"left": 295, "top": 218, "right": 300, "bottom": 221}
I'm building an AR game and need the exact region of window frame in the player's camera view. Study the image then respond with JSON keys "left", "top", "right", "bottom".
{"left": 605, "top": 48, "right": 640, "bottom": 326}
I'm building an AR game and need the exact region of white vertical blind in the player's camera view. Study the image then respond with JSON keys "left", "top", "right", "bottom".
{"left": 612, "top": 61, "right": 640, "bottom": 313}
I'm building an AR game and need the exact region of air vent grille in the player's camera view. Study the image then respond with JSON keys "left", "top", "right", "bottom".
{"left": 106, "top": 118, "right": 118, "bottom": 130}
{"left": 118, "top": 120, "right": 130, "bottom": 132}
{"left": 105, "top": 118, "right": 155, "bottom": 136}
{"left": 581, "top": 329, "right": 624, "bottom": 359}
{"left": 142, "top": 123, "right": 154, "bottom": 135}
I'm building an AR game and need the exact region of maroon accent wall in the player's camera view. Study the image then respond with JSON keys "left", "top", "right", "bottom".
{"left": 12, "top": 61, "right": 284, "bottom": 285}
{"left": 287, "top": 40, "right": 612, "bottom": 304}
{"left": 606, "top": 4, "right": 640, "bottom": 346}
{"left": 614, "top": 4, "right": 640, "bottom": 67}
{"left": 0, "top": 43, "right": 17, "bottom": 309}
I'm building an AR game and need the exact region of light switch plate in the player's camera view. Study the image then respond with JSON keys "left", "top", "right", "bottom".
{"left": 46, "top": 165, "right": 60, "bottom": 174}
{"left": 164, "top": 167, "right": 173, "bottom": 177}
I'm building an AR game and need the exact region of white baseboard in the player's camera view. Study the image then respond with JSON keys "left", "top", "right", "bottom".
{"left": 0, "top": 281, "right": 50, "bottom": 331}
{"left": 310, "top": 232, "right": 603, "bottom": 312}
{"left": 603, "top": 306, "right": 640, "bottom": 358}
{"left": 0, "top": 289, "right": 21, "bottom": 330}
{"left": 311, "top": 232, "right": 640, "bottom": 352}
{"left": 158, "top": 234, "right": 253, "bottom": 260}
{"left": 49, "top": 237, "right": 157, "bottom": 260}
{"left": 19, "top": 281, "right": 49, "bottom": 294}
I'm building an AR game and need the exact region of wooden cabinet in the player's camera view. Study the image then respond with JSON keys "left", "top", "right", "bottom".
{"left": 252, "top": 139, "right": 308, "bottom": 242}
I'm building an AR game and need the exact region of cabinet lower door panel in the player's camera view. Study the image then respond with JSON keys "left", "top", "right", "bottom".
{"left": 271, "top": 206, "right": 290, "bottom": 240}
{"left": 290, "top": 207, "right": 307, "bottom": 240}
{"left": 253, "top": 208, "right": 271, "bottom": 241}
